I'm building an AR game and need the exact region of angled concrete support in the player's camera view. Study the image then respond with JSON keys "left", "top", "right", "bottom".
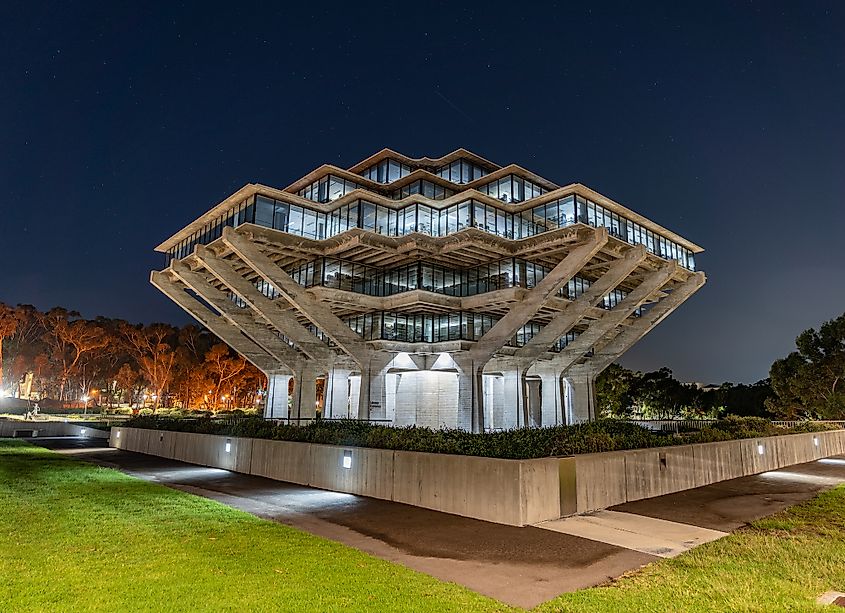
{"left": 591, "top": 271, "right": 707, "bottom": 373}
{"left": 515, "top": 245, "right": 646, "bottom": 360}
{"left": 470, "top": 228, "right": 608, "bottom": 362}
{"left": 169, "top": 260, "right": 304, "bottom": 368}
{"left": 195, "top": 246, "right": 334, "bottom": 363}
{"left": 553, "top": 262, "right": 677, "bottom": 375}
{"left": 222, "top": 226, "right": 373, "bottom": 365}
{"left": 455, "top": 228, "right": 608, "bottom": 432}
{"left": 150, "top": 271, "right": 277, "bottom": 372}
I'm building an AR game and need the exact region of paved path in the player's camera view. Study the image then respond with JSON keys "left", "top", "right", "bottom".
{"left": 32, "top": 438, "right": 845, "bottom": 609}
{"left": 537, "top": 510, "right": 727, "bottom": 558}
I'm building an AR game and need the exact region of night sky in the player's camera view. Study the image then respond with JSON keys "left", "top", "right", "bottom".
{"left": 2, "top": 2, "right": 843, "bottom": 384}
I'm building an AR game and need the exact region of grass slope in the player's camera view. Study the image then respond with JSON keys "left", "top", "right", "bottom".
{"left": 0, "top": 440, "right": 507, "bottom": 613}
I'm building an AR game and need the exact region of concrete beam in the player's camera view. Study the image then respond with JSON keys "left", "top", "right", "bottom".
{"left": 515, "top": 245, "right": 646, "bottom": 360}
{"left": 169, "top": 260, "right": 304, "bottom": 368}
{"left": 590, "top": 271, "right": 706, "bottom": 373}
{"left": 195, "top": 246, "right": 334, "bottom": 363}
{"left": 222, "top": 226, "right": 373, "bottom": 365}
{"left": 150, "top": 271, "right": 277, "bottom": 373}
{"left": 553, "top": 262, "right": 678, "bottom": 374}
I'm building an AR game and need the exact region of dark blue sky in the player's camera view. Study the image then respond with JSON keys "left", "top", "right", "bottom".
{"left": 2, "top": 2, "right": 843, "bottom": 383}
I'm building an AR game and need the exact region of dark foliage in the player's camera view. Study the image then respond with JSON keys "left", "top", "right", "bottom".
{"left": 124, "top": 416, "right": 835, "bottom": 460}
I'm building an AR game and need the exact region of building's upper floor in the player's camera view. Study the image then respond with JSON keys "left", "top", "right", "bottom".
{"left": 157, "top": 148, "right": 704, "bottom": 271}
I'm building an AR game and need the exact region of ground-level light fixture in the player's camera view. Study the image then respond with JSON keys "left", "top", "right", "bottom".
{"left": 80, "top": 428, "right": 87, "bottom": 435}
{"left": 757, "top": 443, "right": 765, "bottom": 455}
{"left": 342, "top": 450, "right": 352, "bottom": 469}
{"left": 225, "top": 439, "right": 232, "bottom": 453}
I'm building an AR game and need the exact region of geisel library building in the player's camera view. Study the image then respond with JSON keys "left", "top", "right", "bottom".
{"left": 152, "top": 149, "right": 705, "bottom": 432}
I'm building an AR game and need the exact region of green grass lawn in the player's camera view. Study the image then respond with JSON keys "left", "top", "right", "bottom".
{"left": 2, "top": 439, "right": 845, "bottom": 612}
{"left": 0, "top": 440, "right": 507, "bottom": 613}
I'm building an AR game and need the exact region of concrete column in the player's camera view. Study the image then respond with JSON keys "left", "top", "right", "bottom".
{"left": 290, "top": 366, "right": 319, "bottom": 423}
{"left": 538, "top": 370, "right": 564, "bottom": 427}
{"left": 502, "top": 369, "right": 527, "bottom": 429}
{"left": 265, "top": 373, "right": 292, "bottom": 420}
{"left": 482, "top": 374, "right": 504, "bottom": 430}
{"left": 564, "top": 372, "right": 597, "bottom": 424}
{"left": 455, "top": 357, "right": 485, "bottom": 432}
{"left": 324, "top": 366, "right": 351, "bottom": 419}
{"left": 357, "top": 353, "right": 392, "bottom": 421}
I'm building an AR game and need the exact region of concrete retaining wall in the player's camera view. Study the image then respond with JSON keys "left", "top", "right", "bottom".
{"left": 571, "top": 430, "right": 845, "bottom": 513}
{"left": 0, "top": 418, "right": 109, "bottom": 439}
{"left": 109, "top": 427, "right": 845, "bottom": 526}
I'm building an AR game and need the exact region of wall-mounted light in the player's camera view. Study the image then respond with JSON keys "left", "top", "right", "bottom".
{"left": 225, "top": 440, "right": 232, "bottom": 453}
{"left": 813, "top": 436, "right": 819, "bottom": 447}
{"left": 342, "top": 450, "right": 352, "bottom": 469}
{"left": 80, "top": 428, "right": 87, "bottom": 435}
{"left": 116, "top": 431, "right": 121, "bottom": 439}
{"left": 757, "top": 443, "right": 765, "bottom": 455}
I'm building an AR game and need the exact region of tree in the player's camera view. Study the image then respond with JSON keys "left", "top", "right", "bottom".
{"left": 595, "top": 364, "right": 639, "bottom": 418}
{"left": 202, "top": 344, "right": 247, "bottom": 411}
{"left": 767, "top": 313, "right": 845, "bottom": 418}
{"left": 120, "top": 323, "right": 177, "bottom": 411}
{"left": 0, "top": 303, "right": 19, "bottom": 392}
{"left": 39, "top": 308, "right": 108, "bottom": 403}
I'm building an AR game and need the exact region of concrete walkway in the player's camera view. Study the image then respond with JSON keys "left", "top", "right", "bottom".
{"left": 31, "top": 438, "right": 845, "bottom": 609}
{"left": 537, "top": 510, "right": 727, "bottom": 558}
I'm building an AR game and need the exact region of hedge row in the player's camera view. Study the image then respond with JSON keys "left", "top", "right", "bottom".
{"left": 121, "top": 416, "right": 837, "bottom": 460}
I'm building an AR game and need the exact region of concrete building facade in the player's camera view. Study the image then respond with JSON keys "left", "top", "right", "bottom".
{"left": 152, "top": 149, "right": 704, "bottom": 432}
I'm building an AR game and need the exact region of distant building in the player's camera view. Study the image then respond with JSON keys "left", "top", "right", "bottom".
{"left": 152, "top": 149, "right": 704, "bottom": 432}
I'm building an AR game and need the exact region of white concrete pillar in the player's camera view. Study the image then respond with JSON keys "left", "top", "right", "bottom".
{"left": 357, "top": 354, "right": 392, "bottom": 421}
{"left": 564, "top": 372, "right": 597, "bottom": 424}
{"left": 456, "top": 364, "right": 484, "bottom": 432}
{"left": 538, "top": 370, "right": 564, "bottom": 427}
{"left": 265, "top": 373, "right": 292, "bottom": 420}
{"left": 483, "top": 375, "right": 505, "bottom": 430}
{"left": 502, "top": 370, "right": 526, "bottom": 429}
{"left": 324, "top": 367, "right": 352, "bottom": 419}
{"left": 291, "top": 366, "right": 319, "bottom": 424}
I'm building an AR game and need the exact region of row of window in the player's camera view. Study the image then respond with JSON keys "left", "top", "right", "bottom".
{"left": 359, "top": 158, "right": 413, "bottom": 184}
{"left": 389, "top": 179, "right": 455, "bottom": 201}
{"left": 475, "top": 174, "right": 547, "bottom": 203}
{"left": 167, "top": 194, "right": 696, "bottom": 270}
{"left": 435, "top": 158, "right": 490, "bottom": 184}
{"left": 342, "top": 311, "right": 581, "bottom": 350}
{"left": 297, "top": 174, "right": 362, "bottom": 203}
{"left": 285, "top": 256, "right": 631, "bottom": 306}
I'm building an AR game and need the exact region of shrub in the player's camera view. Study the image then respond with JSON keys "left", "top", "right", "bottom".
{"left": 118, "top": 415, "right": 833, "bottom": 460}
